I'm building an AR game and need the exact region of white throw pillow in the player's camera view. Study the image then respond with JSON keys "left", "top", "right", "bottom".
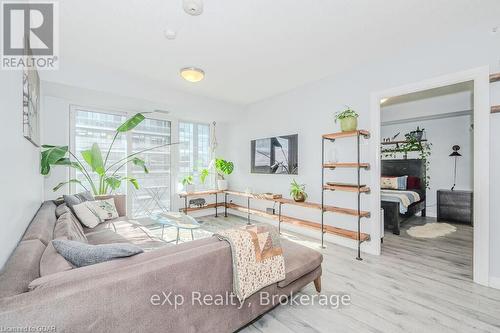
{"left": 91, "top": 199, "right": 119, "bottom": 221}
{"left": 72, "top": 201, "right": 101, "bottom": 228}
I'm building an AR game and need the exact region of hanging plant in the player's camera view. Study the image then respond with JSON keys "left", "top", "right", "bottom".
{"left": 381, "top": 133, "right": 432, "bottom": 189}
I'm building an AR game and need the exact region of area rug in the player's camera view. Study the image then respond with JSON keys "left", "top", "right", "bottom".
{"left": 407, "top": 223, "right": 457, "bottom": 239}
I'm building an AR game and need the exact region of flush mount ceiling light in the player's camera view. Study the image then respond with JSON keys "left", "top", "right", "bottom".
{"left": 180, "top": 67, "right": 205, "bottom": 82}
{"left": 380, "top": 98, "right": 389, "bottom": 104}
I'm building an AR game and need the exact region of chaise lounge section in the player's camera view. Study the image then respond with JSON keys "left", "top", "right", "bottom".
{"left": 0, "top": 200, "right": 322, "bottom": 332}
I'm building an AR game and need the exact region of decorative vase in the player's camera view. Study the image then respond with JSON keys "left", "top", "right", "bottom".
{"left": 326, "top": 147, "right": 338, "bottom": 163}
{"left": 217, "top": 179, "right": 228, "bottom": 190}
{"left": 340, "top": 117, "right": 358, "bottom": 132}
{"left": 293, "top": 193, "right": 306, "bottom": 202}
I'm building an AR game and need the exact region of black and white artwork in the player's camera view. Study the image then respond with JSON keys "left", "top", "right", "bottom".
{"left": 23, "top": 66, "right": 40, "bottom": 146}
{"left": 251, "top": 134, "right": 298, "bottom": 174}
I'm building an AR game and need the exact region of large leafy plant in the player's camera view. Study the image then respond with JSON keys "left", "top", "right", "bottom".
{"left": 215, "top": 158, "right": 234, "bottom": 180}
{"left": 41, "top": 113, "right": 177, "bottom": 195}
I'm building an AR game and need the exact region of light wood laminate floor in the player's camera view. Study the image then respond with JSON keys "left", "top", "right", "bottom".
{"left": 221, "top": 215, "right": 500, "bottom": 333}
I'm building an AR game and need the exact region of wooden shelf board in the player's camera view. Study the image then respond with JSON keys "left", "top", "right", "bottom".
{"left": 227, "top": 203, "right": 369, "bottom": 241}
{"left": 324, "top": 184, "right": 371, "bottom": 193}
{"left": 179, "top": 190, "right": 223, "bottom": 198}
{"left": 180, "top": 202, "right": 225, "bottom": 213}
{"left": 224, "top": 190, "right": 282, "bottom": 200}
{"left": 491, "top": 73, "right": 500, "bottom": 83}
{"left": 322, "top": 130, "right": 370, "bottom": 140}
{"left": 323, "top": 162, "right": 370, "bottom": 169}
{"left": 380, "top": 139, "right": 427, "bottom": 145}
{"left": 276, "top": 198, "right": 369, "bottom": 217}
{"left": 492, "top": 105, "right": 500, "bottom": 114}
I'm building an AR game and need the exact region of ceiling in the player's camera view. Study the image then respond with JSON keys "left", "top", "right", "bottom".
{"left": 45, "top": 0, "right": 500, "bottom": 105}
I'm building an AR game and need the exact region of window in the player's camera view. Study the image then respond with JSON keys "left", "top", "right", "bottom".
{"left": 131, "top": 118, "right": 171, "bottom": 216}
{"left": 178, "top": 121, "right": 212, "bottom": 190}
{"left": 73, "top": 109, "right": 127, "bottom": 193}
{"left": 71, "top": 107, "right": 172, "bottom": 217}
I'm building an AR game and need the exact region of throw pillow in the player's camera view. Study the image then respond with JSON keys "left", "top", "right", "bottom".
{"left": 91, "top": 198, "right": 119, "bottom": 221}
{"left": 63, "top": 191, "right": 95, "bottom": 211}
{"left": 40, "top": 238, "right": 73, "bottom": 276}
{"left": 381, "top": 177, "right": 398, "bottom": 189}
{"left": 72, "top": 201, "right": 101, "bottom": 228}
{"left": 407, "top": 176, "right": 421, "bottom": 190}
{"left": 52, "top": 239, "right": 144, "bottom": 267}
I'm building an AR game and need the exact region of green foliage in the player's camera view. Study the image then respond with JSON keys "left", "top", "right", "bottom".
{"left": 181, "top": 175, "right": 194, "bottom": 186}
{"left": 41, "top": 113, "right": 178, "bottom": 195}
{"left": 381, "top": 133, "right": 432, "bottom": 189}
{"left": 334, "top": 107, "right": 359, "bottom": 123}
{"left": 215, "top": 158, "right": 234, "bottom": 180}
{"left": 199, "top": 168, "right": 209, "bottom": 184}
{"left": 289, "top": 179, "right": 308, "bottom": 199}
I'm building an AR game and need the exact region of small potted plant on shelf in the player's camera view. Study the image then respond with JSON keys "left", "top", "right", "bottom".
{"left": 334, "top": 107, "right": 359, "bottom": 132}
{"left": 181, "top": 175, "right": 195, "bottom": 193}
{"left": 199, "top": 168, "right": 209, "bottom": 185}
{"left": 410, "top": 126, "right": 425, "bottom": 141}
{"left": 290, "top": 179, "right": 308, "bottom": 202}
{"left": 215, "top": 158, "right": 234, "bottom": 190}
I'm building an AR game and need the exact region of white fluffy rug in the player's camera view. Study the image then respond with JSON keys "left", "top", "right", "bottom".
{"left": 406, "top": 223, "right": 457, "bottom": 239}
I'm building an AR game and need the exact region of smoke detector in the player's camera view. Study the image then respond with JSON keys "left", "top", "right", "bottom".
{"left": 183, "top": 0, "right": 203, "bottom": 16}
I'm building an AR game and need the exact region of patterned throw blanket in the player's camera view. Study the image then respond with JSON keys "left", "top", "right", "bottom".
{"left": 214, "top": 225, "right": 286, "bottom": 301}
{"left": 381, "top": 190, "right": 421, "bottom": 214}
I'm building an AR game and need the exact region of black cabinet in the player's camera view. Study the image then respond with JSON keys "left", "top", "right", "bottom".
{"left": 437, "top": 190, "right": 473, "bottom": 225}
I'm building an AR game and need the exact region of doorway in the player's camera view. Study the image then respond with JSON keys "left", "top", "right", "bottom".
{"left": 369, "top": 67, "right": 490, "bottom": 286}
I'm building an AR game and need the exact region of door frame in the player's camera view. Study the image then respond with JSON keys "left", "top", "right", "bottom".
{"left": 369, "top": 66, "right": 491, "bottom": 286}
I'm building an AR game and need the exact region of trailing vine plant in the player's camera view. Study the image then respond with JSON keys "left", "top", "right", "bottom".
{"left": 381, "top": 133, "right": 432, "bottom": 189}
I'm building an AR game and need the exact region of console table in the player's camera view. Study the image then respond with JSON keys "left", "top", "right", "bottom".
{"left": 437, "top": 189, "right": 473, "bottom": 225}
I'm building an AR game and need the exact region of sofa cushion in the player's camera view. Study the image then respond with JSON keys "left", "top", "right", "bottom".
{"left": 0, "top": 239, "right": 46, "bottom": 297}
{"left": 55, "top": 203, "right": 70, "bottom": 218}
{"left": 277, "top": 239, "right": 323, "bottom": 288}
{"left": 40, "top": 238, "right": 73, "bottom": 277}
{"left": 22, "top": 201, "right": 57, "bottom": 245}
{"left": 52, "top": 239, "right": 143, "bottom": 267}
{"left": 54, "top": 212, "right": 88, "bottom": 243}
{"left": 86, "top": 229, "right": 131, "bottom": 245}
{"left": 63, "top": 191, "right": 94, "bottom": 212}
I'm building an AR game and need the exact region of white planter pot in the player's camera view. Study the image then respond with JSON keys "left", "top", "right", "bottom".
{"left": 185, "top": 184, "right": 195, "bottom": 193}
{"left": 217, "top": 179, "right": 228, "bottom": 190}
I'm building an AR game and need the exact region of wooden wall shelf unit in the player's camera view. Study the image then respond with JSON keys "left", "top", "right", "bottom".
{"left": 178, "top": 189, "right": 372, "bottom": 245}
{"left": 322, "top": 129, "right": 371, "bottom": 260}
{"left": 179, "top": 190, "right": 224, "bottom": 217}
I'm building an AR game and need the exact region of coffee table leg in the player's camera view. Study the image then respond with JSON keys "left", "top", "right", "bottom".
{"left": 161, "top": 225, "right": 165, "bottom": 239}
{"left": 215, "top": 193, "right": 218, "bottom": 217}
{"left": 176, "top": 228, "right": 180, "bottom": 244}
{"left": 191, "top": 229, "right": 194, "bottom": 240}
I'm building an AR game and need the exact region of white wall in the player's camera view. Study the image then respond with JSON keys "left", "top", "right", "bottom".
{"left": 224, "top": 22, "right": 500, "bottom": 283}
{"left": 40, "top": 81, "right": 239, "bottom": 213}
{"left": 0, "top": 71, "right": 44, "bottom": 268}
{"left": 381, "top": 115, "right": 473, "bottom": 217}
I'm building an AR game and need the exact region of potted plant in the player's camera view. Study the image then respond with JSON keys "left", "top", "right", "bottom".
{"left": 181, "top": 175, "right": 195, "bottom": 193}
{"left": 410, "top": 126, "right": 425, "bottom": 141}
{"left": 215, "top": 158, "right": 234, "bottom": 190}
{"left": 40, "top": 113, "right": 179, "bottom": 196}
{"left": 199, "top": 168, "right": 209, "bottom": 185}
{"left": 334, "top": 107, "right": 359, "bottom": 132}
{"left": 290, "top": 179, "right": 308, "bottom": 202}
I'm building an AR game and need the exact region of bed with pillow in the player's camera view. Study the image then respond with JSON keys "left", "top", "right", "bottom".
{"left": 381, "top": 159, "right": 426, "bottom": 235}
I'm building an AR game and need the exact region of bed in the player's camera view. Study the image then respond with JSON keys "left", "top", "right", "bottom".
{"left": 381, "top": 159, "right": 426, "bottom": 235}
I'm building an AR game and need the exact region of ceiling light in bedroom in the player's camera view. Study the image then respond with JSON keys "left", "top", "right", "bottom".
{"left": 180, "top": 67, "right": 205, "bottom": 82}
{"left": 380, "top": 98, "right": 389, "bottom": 104}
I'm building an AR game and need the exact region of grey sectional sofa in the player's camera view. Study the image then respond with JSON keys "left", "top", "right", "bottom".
{"left": 0, "top": 199, "right": 323, "bottom": 332}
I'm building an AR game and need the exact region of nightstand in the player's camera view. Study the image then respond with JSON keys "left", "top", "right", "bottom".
{"left": 437, "top": 190, "right": 473, "bottom": 225}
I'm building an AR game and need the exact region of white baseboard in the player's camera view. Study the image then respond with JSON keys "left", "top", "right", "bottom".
{"left": 489, "top": 276, "right": 500, "bottom": 289}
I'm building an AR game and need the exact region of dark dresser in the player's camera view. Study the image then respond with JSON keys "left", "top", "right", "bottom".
{"left": 437, "top": 189, "right": 473, "bottom": 225}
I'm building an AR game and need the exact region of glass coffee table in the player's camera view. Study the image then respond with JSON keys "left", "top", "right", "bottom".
{"left": 152, "top": 212, "right": 201, "bottom": 244}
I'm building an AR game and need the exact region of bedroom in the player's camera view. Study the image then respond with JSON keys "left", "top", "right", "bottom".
{"left": 380, "top": 81, "right": 474, "bottom": 275}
